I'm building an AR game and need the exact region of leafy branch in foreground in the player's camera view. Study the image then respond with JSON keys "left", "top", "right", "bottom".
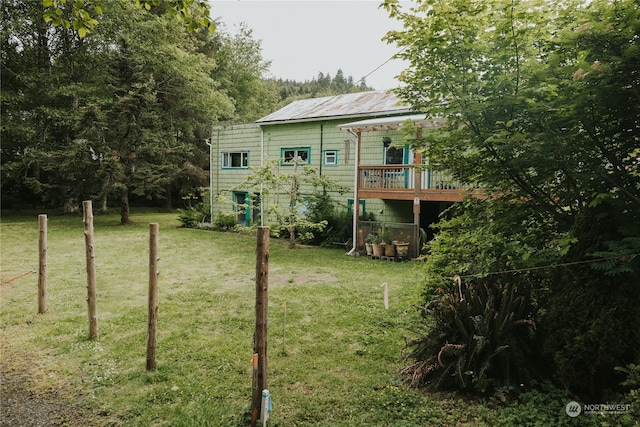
{"left": 43, "top": 0, "right": 215, "bottom": 37}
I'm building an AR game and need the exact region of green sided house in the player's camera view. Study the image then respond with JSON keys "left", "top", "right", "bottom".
{"left": 210, "top": 90, "right": 478, "bottom": 257}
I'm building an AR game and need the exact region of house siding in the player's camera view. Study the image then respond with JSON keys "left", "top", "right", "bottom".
{"left": 207, "top": 90, "right": 440, "bottom": 228}
{"left": 210, "top": 123, "right": 261, "bottom": 216}
{"left": 260, "top": 121, "right": 358, "bottom": 192}
{"left": 210, "top": 118, "right": 410, "bottom": 225}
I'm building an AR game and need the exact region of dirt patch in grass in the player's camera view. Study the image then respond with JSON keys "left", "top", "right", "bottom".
{"left": 270, "top": 272, "right": 338, "bottom": 286}
{"left": 0, "top": 350, "right": 93, "bottom": 427}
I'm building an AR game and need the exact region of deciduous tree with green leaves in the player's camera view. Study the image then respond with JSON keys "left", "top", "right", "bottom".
{"left": 210, "top": 23, "right": 279, "bottom": 122}
{"left": 384, "top": 0, "right": 640, "bottom": 397}
{"left": 42, "top": 0, "right": 215, "bottom": 37}
{"left": 221, "top": 158, "right": 347, "bottom": 249}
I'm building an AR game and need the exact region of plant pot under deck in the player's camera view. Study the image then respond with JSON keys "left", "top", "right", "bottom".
{"left": 372, "top": 243, "right": 385, "bottom": 257}
{"left": 384, "top": 242, "right": 396, "bottom": 257}
{"left": 395, "top": 242, "right": 410, "bottom": 257}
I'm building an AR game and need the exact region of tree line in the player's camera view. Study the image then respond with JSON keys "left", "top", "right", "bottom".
{"left": 1, "top": 0, "right": 367, "bottom": 222}
{"left": 270, "top": 69, "right": 371, "bottom": 106}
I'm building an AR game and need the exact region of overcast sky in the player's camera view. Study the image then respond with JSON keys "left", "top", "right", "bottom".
{"left": 211, "top": 0, "right": 409, "bottom": 90}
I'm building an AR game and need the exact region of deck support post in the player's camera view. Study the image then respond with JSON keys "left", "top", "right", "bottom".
{"left": 412, "top": 133, "right": 422, "bottom": 257}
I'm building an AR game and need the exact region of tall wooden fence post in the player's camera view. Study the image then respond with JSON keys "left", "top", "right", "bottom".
{"left": 83, "top": 200, "right": 98, "bottom": 339}
{"left": 38, "top": 214, "right": 48, "bottom": 314}
{"left": 146, "top": 223, "right": 159, "bottom": 371}
{"left": 252, "top": 226, "right": 269, "bottom": 427}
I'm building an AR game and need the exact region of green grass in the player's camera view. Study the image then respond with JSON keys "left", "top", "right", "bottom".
{"left": 0, "top": 210, "right": 585, "bottom": 426}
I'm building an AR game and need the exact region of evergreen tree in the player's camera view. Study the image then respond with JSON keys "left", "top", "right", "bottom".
{"left": 1, "top": 0, "right": 236, "bottom": 220}
{"left": 267, "top": 69, "right": 374, "bottom": 108}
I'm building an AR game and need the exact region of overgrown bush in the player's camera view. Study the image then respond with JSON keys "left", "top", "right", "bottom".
{"left": 177, "top": 206, "right": 209, "bottom": 228}
{"left": 270, "top": 214, "right": 327, "bottom": 243}
{"left": 302, "top": 192, "right": 352, "bottom": 246}
{"left": 271, "top": 191, "right": 351, "bottom": 247}
{"left": 540, "top": 264, "right": 640, "bottom": 399}
{"left": 177, "top": 188, "right": 211, "bottom": 228}
{"left": 403, "top": 199, "right": 558, "bottom": 393}
{"left": 539, "top": 205, "right": 640, "bottom": 399}
{"left": 403, "top": 195, "right": 640, "bottom": 400}
{"left": 604, "top": 364, "right": 640, "bottom": 427}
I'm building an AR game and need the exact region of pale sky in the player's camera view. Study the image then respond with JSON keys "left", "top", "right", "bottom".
{"left": 210, "top": 0, "right": 409, "bottom": 90}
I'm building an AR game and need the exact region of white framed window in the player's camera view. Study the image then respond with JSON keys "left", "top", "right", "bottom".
{"left": 281, "top": 147, "right": 310, "bottom": 165}
{"left": 323, "top": 150, "right": 338, "bottom": 166}
{"left": 347, "top": 199, "right": 366, "bottom": 216}
{"left": 222, "top": 151, "right": 249, "bottom": 169}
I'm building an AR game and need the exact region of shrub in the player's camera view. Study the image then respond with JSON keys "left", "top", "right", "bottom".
{"left": 539, "top": 205, "right": 640, "bottom": 399}
{"left": 214, "top": 212, "right": 237, "bottom": 231}
{"left": 177, "top": 205, "right": 209, "bottom": 228}
{"left": 403, "top": 199, "right": 554, "bottom": 394}
{"left": 492, "top": 381, "right": 598, "bottom": 427}
{"left": 540, "top": 264, "right": 640, "bottom": 399}
{"left": 603, "top": 364, "right": 640, "bottom": 427}
{"left": 302, "top": 192, "right": 352, "bottom": 246}
{"left": 177, "top": 188, "right": 210, "bottom": 228}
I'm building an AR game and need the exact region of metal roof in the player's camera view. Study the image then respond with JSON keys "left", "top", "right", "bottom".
{"left": 256, "top": 90, "right": 412, "bottom": 125}
{"left": 338, "top": 114, "right": 446, "bottom": 132}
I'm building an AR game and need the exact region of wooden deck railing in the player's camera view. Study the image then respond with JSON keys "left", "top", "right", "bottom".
{"left": 359, "top": 165, "right": 470, "bottom": 191}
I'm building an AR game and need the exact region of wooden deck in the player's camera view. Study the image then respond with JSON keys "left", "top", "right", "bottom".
{"left": 358, "top": 165, "right": 480, "bottom": 202}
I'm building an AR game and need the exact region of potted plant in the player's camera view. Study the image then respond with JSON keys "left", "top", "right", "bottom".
{"left": 382, "top": 227, "right": 396, "bottom": 257}
{"left": 395, "top": 241, "right": 410, "bottom": 257}
{"left": 394, "top": 231, "right": 410, "bottom": 257}
{"left": 364, "top": 233, "right": 375, "bottom": 256}
{"left": 396, "top": 242, "right": 410, "bottom": 257}
{"left": 371, "top": 233, "right": 385, "bottom": 257}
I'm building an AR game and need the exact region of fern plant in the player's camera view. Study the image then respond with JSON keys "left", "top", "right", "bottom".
{"left": 591, "top": 237, "right": 640, "bottom": 276}
{"left": 401, "top": 275, "right": 537, "bottom": 393}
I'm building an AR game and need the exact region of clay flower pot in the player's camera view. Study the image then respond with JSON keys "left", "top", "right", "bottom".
{"left": 384, "top": 242, "right": 396, "bottom": 257}
{"left": 372, "top": 243, "right": 385, "bottom": 257}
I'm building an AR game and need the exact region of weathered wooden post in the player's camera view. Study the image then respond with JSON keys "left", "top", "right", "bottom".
{"left": 252, "top": 226, "right": 269, "bottom": 426}
{"left": 282, "top": 302, "right": 287, "bottom": 355}
{"left": 146, "top": 223, "right": 159, "bottom": 371}
{"left": 38, "top": 214, "right": 48, "bottom": 314}
{"left": 381, "top": 282, "right": 389, "bottom": 310}
{"left": 83, "top": 200, "right": 98, "bottom": 339}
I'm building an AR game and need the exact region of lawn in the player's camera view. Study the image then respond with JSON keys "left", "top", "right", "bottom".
{"left": 0, "top": 210, "right": 582, "bottom": 426}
